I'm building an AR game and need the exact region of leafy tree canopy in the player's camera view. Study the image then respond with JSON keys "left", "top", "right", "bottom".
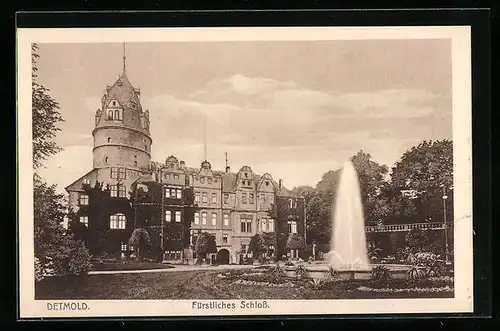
{"left": 194, "top": 232, "right": 217, "bottom": 255}
{"left": 32, "top": 43, "right": 64, "bottom": 169}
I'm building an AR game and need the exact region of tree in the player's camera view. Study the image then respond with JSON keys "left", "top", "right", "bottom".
{"left": 248, "top": 234, "right": 264, "bottom": 259}
{"left": 389, "top": 140, "right": 454, "bottom": 224}
{"left": 33, "top": 174, "right": 67, "bottom": 258}
{"left": 405, "top": 228, "right": 430, "bottom": 254}
{"left": 128, "top": 228, "right": 151, "bottom": 260}
{"left": 286, "top": 233, "right": 305, "bottom": 250}
{"left": 350, "top": 150, "right": 390, "bottom": 225}
{"left": 194, "top": 232, "right": 217, "bottom": 262}
{"left": 32, "top": 43, "right": 64, "bottom": 169}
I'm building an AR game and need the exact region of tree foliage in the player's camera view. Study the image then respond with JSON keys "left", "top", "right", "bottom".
{"left": 32, "top": 43, "right": 64, "bottom": 169}
{"left": 194, "top": 232, "right": 217, "bottom": 256}
{"left": 248, "top": 234, "right": 264, "bottom": 257}
{"left": 389, "top": 140, "right": 454, "bottom": 223}
{"left": 286, "top": 233, "right": 305, "bottom": 250}
{"left": 129, "top": 228, "right": 151, "bottom": 260}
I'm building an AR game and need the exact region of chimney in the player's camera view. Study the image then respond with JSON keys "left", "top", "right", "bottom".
{"left": 226, "top": 166, "right": 230, "bottom": 173}
{"left": 279, "top": 179, "right": 283, "bottom": 190}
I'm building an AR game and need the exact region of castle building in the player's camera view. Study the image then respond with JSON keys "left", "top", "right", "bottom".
{"left": 66, "top": 52, "right": 305, "bottom": 264}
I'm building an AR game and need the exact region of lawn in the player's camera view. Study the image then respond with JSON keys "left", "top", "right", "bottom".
{"left": 35, "top": 268, "right": 454, "bottom": 300}
{"left": 90, "top": 260, "right": 175, "bottom": 272}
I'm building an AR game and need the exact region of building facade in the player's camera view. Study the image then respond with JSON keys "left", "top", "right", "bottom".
{"left": 66, "top": 60, "right": 305, "bottom": 264}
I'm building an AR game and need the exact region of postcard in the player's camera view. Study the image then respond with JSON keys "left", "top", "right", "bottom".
{"left": 17, "top": 26, "right": 473, "bottom": 318}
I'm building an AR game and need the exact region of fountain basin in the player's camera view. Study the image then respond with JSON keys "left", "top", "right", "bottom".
{"left": 283, "top": 264, "right": 413, "bottom": 280}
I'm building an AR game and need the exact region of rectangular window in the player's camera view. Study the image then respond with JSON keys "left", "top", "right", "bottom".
{"left": 79, "top": 216, "right": 88, "bottom": 227}
{"left": 208, "top": 178, "right": 212, "bottom": 184}
{"left": 288, "top": 220, "right": 297, "bottom": 233}
{"left": 268, "top": 219, "right": 274, "bottom": 232}
{"left": 194, "top": 212, "right": 200, "bottom": 224}
{"left": 118, "top": 185, "right": 126, "bottom": 198}
{"left": 176, "top": 189, "right": 182, "bottom": 199}
{"left": 223, "top": 214, "right": 229, "bottom": 226}
{"left": 200, "top": 177, "right": 205, "bottom": 184}
{"left": 174, "top": 174, "right": 179, "bottom": 180}
{"left": 223, "top": 233, "right": 228, "bottom": 244}
{"left": 165, "top": 210, "right": 171, "bottom": 222}
{"left": 249, "top": 193, "right": 255, "bottom": 204}
{"left": 261, "top": 218, "right": 267, "bottom": 232}
{"left": 195, "top": 192, "right": 200, "bottom": 202}
{"left": 118, "top": 168, "right": 126, "bottom": 179}
{"left": 268, "top": 245, "right": 275, "bottom": 256}
{"left": 110, "top": 185, "right": 118, "bottom": 197}
{"left": 202, "top": 212, "right": 207, "bottom": 225}
{"left": 289, "top": 199, "right": 294, "bottom": 208}
{"left": 241, "top": 244, "right": 247, "bottom": 254}
{"left": 211, "top": 193, "right": 217, "bottom": 203}
{"left": 110, "top": 167, "right": 118, "bottom": 179}
{"left": 165, "top": 188, "right": 171, "bottom": 198}
{"left": 242, "top": 193, "right": 247, "bottom": 204}
{"left": 79, "top": 194, "right": 89, "bottom": 206}
{"left": 110, "top": 214, "right": 126, "bottom": 229}
{"left": 175, "top": 211, "right": 181, "bottom": 223}
{"left": 202, "top": 192, "right": 208, "bottom": 203}
{"left": 223, "top": 193, "right": 229, "bottom": 204}
{"left": 121, "top": 242, "right": 127, "bottom": 251}
{"left": 240, "top": 218, "right": 252, "bottom": 232}
{"left": 83, "top": 178, "right": 90, "bottom": 185}
{"left": 211, "top": 213, "right": 217, "bottom": 226}
{"left": 165, "top": 174, "right": 170, "bottom": 180}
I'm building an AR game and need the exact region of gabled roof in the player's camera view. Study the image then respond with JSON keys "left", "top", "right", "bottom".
{"left": 65, "top": 169, "right": 98, "bottom": 193}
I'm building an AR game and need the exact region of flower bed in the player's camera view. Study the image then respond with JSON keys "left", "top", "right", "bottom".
{"left": 357, "top": 285, "right": 453, "bottom": 293}
{"left": 230, "top": 279, "right": 295, "bottom": 287}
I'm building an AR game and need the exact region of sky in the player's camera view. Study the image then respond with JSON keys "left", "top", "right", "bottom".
{"left": 35, "top": 40, "right": 452, "bottom": 194}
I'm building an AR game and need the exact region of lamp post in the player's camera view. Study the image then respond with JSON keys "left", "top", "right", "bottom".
{"left": 440, "top": 184, "right": 450, "bottom": 264}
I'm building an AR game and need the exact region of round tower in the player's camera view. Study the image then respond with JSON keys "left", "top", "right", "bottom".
{"left": 92, "top": 59, "right": 152, "bottom": 172}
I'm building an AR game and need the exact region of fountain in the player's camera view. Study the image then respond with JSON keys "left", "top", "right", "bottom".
{"left": 292, "top": 160, "right": 410, "bottom": 280}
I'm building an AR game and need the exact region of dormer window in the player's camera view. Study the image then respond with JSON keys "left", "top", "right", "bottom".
{"left": 114, "top": 109, "right": 122, "bottom": 121}
{"left": 117, "top": 80, "right": 123, "bottom": 87}
{"left": 244, "top": 173, "right": 248, "bottom": 178}
{"left": 112, "top": 101, "right": 117, "bottom": 106}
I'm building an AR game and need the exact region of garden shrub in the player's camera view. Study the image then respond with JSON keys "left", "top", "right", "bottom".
{"left": 295, "top": 265, "right": 307, "bottom": 279}
{"left": 406, "top": 252, "right": 445, "bottom": 278}
{"left": 68, "top": 240, "right": 92, "bottom": 275}
{"left": 371, "top": 265, "right": 391, "bottom": 287}
{"left": 34, "top": 257, "right": 44, "bottom": 282}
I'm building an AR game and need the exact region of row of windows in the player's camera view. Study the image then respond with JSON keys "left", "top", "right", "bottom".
{"left": 193, "top": 192, "right": 274, "bottom": 205}
{"left": 193, "top": 212, "right": 226, "bottom": 226}
{"left": 165, "top": 210, "right": 182, "bottom": 223}
{"left": 165, "top": 188, "right": 182, "bottom": 199}
{"left": 164, "top": 173, "right": 180, "bottom": 180}
{"left": 80, "top": 214, "right": 127, "bottom": 229}
{"left": 241, "top": 244, "right": 275, "bottom": 254}
{"left": 193, "top": 176, "right": 219, "bottom": 184}
{"left": 195, "top": 192, "right": 218, "bottom": 204}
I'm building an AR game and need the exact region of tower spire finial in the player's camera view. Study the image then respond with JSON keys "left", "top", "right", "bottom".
{"left": 203, "top": 116, "right": 207, "bottom": 161}
{"left": 122, "top": 43, "right": 127, "bottom": 74}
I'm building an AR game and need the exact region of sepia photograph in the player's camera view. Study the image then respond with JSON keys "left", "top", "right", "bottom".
{"left": 17, "top": 26, "right": 473, "bottom": 318}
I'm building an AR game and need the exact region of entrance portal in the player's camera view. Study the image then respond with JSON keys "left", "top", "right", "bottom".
{"left": 217, "top": 249, "right": 230, "bottom": 265}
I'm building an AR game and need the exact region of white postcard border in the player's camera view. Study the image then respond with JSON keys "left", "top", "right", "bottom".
{"left": 17, "top": 26, "right": 473, "bottom": 318}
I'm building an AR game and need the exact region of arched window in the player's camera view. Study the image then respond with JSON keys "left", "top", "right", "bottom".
{"left": 105, "top": 157, "right": 108, "bottom": 164}
{"left": 107, "top": 137, "right": 111, "bottom": 143}
{"left": 145, "top": 145, "right": 148, "bottom": 151}
{"left": 134, "top": 161, "right": 138, "bottom": 167}
{"left": 107, "top": 110, "right": 113, "bottom": 120}
{"left": 115, "top": 109, "right": 121, "bottom": 120}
